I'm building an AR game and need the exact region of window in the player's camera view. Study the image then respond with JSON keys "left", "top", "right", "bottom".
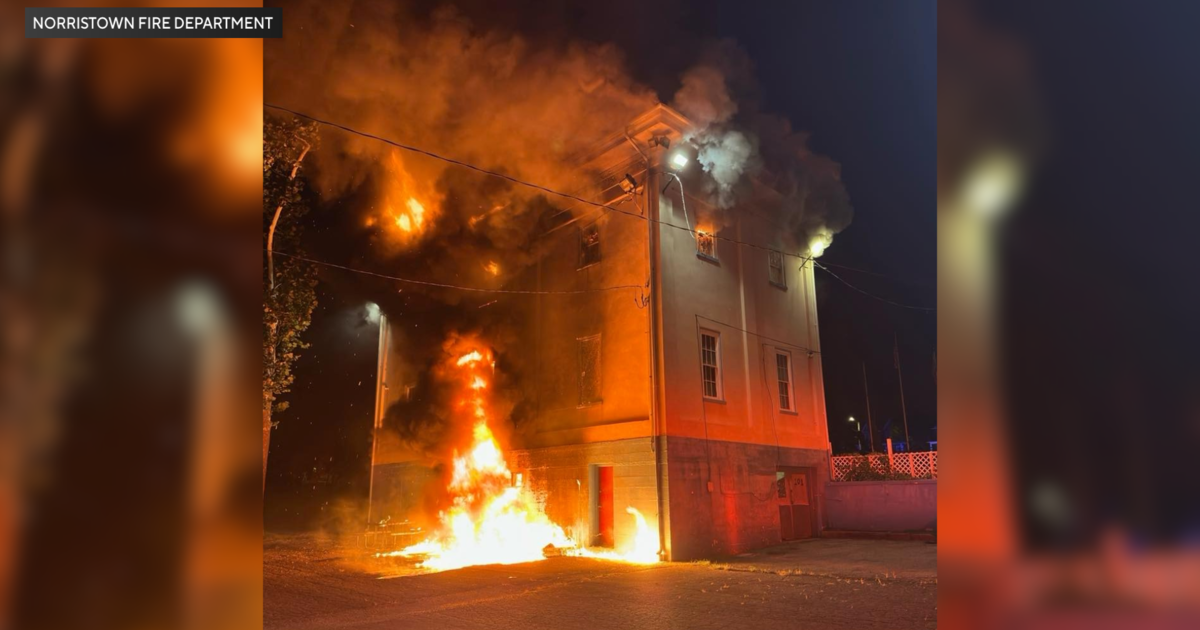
{"left": 579, "top": 224, "right": 601, "bottom": 268}
{"left": 776, "top": 351, "right": 795, "bottom": 411}
{"left": 577, "top": 334, "right": 602, "bottom": 406}
{"left": 696, "top": 230, "right": 717, "bottom": 261}
{"left": 768, "top": 250, "right": 786, "bottom": 287}
{"left": 700, "top": 330, "right": 722, "bottom": 399}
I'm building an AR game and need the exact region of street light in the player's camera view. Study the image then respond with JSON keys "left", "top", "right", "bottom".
{"left": 848, "top": 416, "right": 860, "bottom": 431}
{"left": 961, "top": 150, "right": 1024, "bottom": 219}
{"left": 670, "top": 152, "right": 688, "bottom": 170}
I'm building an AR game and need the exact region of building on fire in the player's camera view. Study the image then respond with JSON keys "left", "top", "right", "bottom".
{"left": 370, "top": 104, "right": 832, "bottom": 561}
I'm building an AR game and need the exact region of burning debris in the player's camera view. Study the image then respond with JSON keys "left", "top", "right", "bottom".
{"left": 378, "top": 346, "right": 659, "bottom": 572}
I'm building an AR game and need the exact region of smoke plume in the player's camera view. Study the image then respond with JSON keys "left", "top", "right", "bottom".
{"left": 265, "top": 2, "right": 853, "bottom": 454}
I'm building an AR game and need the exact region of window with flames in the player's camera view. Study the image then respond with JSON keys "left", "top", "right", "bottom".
{"left": 769, "top": 250, "right": 785, "bottom": 287}
{"left": 580, "top": 224, "right": 601, "bottom": 268}
{"left": 577, "top": 334, "right": 602, "bottom": 407}
{"left": 696, "top": 230, "right": 716, "bottom": 260}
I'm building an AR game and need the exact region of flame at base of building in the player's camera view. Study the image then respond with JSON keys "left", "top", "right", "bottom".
{"left": 379, "top": 347, "right": 659, "bottom": 572}
{"left": 573, "top": 507, "right": 660, "bottom": 565}
{"left": 391, "top": 420, "right": 575, "bottom": 571}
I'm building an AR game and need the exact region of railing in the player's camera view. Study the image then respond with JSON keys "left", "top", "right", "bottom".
{"left": 831, "top": 450, "right": 937, "bottom": 481}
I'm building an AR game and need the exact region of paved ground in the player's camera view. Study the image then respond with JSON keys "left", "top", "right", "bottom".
{"left": 264, "top": 534, "right": 937, "bottom": 629}
{"left": 713, "top": 537, "right": 937, "bottom": 580}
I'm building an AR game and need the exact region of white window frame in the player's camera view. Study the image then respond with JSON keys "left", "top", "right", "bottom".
{"left": 700, "top": 329, "right": 723, "bottom": 401}
{"left": 768, "top": 250, "right": 786, "bottom": 288}
{"left": 775, "top": 349, "right": 796, "bottom": 413}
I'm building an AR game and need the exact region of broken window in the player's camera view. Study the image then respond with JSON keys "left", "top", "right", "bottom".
{"left": 776, "top": 351, "right": 794, "bottom": 411}
{"left": 696, "top": 230, "right": 716, "bottom": 261}
{"left": 769, "top": 250, "right": 786, "bottom": 287}
{"left": 578, "top": 334, "right": 602, "bottom": 406}
{"left": 700, "top": 330, "right": 722, "bottom": 399}
{"left": 579, "top": 224, "right": 601, "bottom": 268}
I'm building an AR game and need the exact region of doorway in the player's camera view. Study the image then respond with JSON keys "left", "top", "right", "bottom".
{"left": 594, "top": 465, "right": 614, "bottom": 547}
{"left": 777, "top": 469, "right": 814, "bottom": 541}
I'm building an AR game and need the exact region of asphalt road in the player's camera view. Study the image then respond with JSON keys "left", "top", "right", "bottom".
{"left": 265, "top": 535, "right": 937, "bottom": 629}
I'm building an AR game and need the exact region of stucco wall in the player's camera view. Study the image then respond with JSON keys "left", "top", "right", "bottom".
{"left": 823, "top": 480, "right": 937, "bottom": 532}
{"left": 656, "top": 194, "right": 829, "bottom": 453}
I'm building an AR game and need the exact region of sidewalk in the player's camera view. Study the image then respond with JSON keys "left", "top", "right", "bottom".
{"left": 704, "top": 538, "right": 937, "bottom": 581}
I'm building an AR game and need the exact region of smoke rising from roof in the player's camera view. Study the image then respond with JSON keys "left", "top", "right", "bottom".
{"left": 670, "top": 47, "right": 854, "bottom": 251}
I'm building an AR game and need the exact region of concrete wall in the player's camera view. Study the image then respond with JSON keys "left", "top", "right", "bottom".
{"left": 823, "top": 480, "right": 937, "bottom": 532}
{"left": 510, "top": 437, "right": 662, "bottom": 552}
{"left": 665, "top": 436, "right": 829, "bottom": 561}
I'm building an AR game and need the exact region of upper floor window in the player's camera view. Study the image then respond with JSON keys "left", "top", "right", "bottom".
{"left": 579, "top": 224, "right": 601, "bottom": 268}
{"left": 768, "top": 250, "right": 786, "bottom": 288}
{"left": 696, "top": 230, "right": 717, "bottom": 261}
{"left": 700, "top": 330, "right": 723, "bottom": 400}
{"left": 577, "top": 334, "right": 602, "bottom": 406}
{"left": 775, "top": 350, "right": 795, "bottom": 412}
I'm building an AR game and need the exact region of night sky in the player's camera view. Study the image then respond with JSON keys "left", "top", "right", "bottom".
{"left": 265, "top": 0, "right": 937, "bottom": 527}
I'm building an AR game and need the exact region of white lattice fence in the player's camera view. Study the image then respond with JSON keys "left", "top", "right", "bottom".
{"left": 831, "top": 451, "right": 937, "bottom": 481}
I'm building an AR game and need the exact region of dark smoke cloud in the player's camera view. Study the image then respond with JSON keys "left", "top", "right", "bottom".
{"left": 670, "top": 43, "right": 854, "bottom": 252}
{"left": 266, "top": 2, "right": 853, "bottom": 451}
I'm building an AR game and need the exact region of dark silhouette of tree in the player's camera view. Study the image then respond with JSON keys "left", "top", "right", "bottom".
{"left": 263, "top": 114, "right": 319, "bottom": 491}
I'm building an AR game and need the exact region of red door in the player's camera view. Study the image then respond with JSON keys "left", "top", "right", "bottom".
{"left": 789, "top": 472, "right": 814, "bottom": 539}
{"left": 778, "top": 471, "right": 813, "bottom": 541}
{"left": 598, "top": 466, "right": 614, "bottom": 547}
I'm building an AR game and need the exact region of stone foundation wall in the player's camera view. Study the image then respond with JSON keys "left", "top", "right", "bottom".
{"left": 664, "top": 436, "right": 829, "bottom": 561}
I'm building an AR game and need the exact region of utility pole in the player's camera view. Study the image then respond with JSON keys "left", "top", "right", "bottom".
{"left": 894, "top": 334, "right": 912, "bottom": 450}
{"left": 861, "top": 362, "right": 875, "bottom": 453}
{"left": 367, "top": 313, "right": 389, "bottom": 526}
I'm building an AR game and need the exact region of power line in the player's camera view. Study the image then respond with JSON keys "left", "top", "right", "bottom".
{"left": 271, "top": 249, "right": 645, "bottom": 295}
{"left": 265, "top": 103, "right": 646, "bottom": 222}
{"left": 817, "top": 260, "right": 933, "bottom": 287}
{"left": 265, "top": 104, "right": 933, "bottom": 312}
{"left": 695, "top": 315, "right": 820, "bottom": 354}
{"left": 813, "top": 261, "right": 934, "bottom": 312}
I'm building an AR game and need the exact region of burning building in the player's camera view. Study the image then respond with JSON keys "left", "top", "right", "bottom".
{"left": 369, "top": 103, "right": 833, "bottom": 562}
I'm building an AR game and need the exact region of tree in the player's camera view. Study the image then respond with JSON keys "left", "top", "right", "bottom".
{"left": 263, "top": 115, "right": 319, "bottom": 491}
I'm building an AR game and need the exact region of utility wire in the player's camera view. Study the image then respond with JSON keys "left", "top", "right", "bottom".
{"left": 695, "top": 315, "right": 820, "bottom": 355}
{"left": 818, "top": 260, "right": 933, "bottom": 287}
{"left": 265, "top": 104, "right": 934, "bottom": 311}
{"left": 813, "top": 261, "right": 935, "bottom": 312}
{"left": 271, "top": 249, "right": 644, "bottom": 295}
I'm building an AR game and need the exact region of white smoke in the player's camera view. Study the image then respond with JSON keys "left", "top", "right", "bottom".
{"left": 672, "top": 63, "right": 756, "bottom": 209}
{"left": 694, "top": 130, "right": 753, "bottom": 208}
{"left": 671, "top": 53, "right": 852, "bottom": 245}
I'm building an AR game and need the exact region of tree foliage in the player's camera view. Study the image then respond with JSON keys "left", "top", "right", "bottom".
{"left": 263, "top": 115, "right": 320, "bottom": 420}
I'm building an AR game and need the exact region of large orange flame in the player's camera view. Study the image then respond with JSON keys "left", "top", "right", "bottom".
{"left": 381, "top": 346, "right": 660, "bottom": 571}
{"left": 376, "top": 150, "right": 438, "bottom": 242}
